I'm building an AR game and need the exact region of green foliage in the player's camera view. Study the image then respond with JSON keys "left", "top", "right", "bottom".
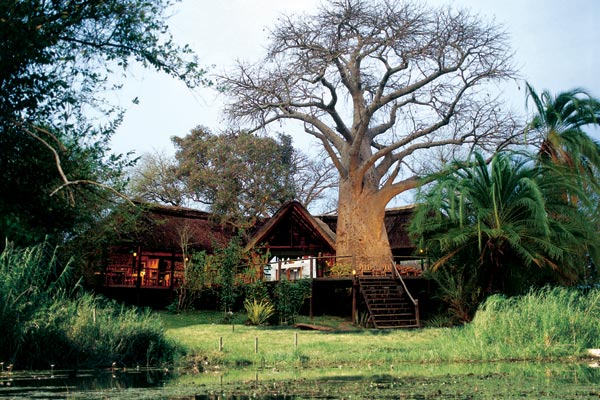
{"left": 245, "top": 280, "right": 270, "bottom": 303}
{"left": 0, "top": 242, "right": 177, "bottom": 368}
{"left": 526, "top": 83, "right": 600, "bottom": 181}
{"left": 128, "top": 150, "right": 187, "bottom": 207}
{"left": 1, "top": 0, "right": 206, "bottom": 124}
{"left": 0, "top": 0, "right": 207, "bottom": 249}
{"left": 172, "top": 250, "right": 212, "bottom": 313}
{"left": 526, "top": 83, "right": 600, "bottom": 271}
{"left": 0, "top": 240, "right": 74, "bottom": 362}
{"left": 411, "top": 151, "right": 594, "bottom": 301}
{"left": 424, "top": 264, "right": 482, "bottom": 324}
{"left": 172, "top": 128, "right": 297, "bottom": 226}
{"left": 244, "top": 298, "right": 276, "bottom": 326}
{"left": 273, "top": 279, "right": 312, "bottom": 325}
{"left": 0, "top": 123, "right": 135, "bottom": 248}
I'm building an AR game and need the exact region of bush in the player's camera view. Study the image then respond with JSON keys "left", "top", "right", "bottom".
{"left": 273, "top": 279, "right": 311, "bottom": 324}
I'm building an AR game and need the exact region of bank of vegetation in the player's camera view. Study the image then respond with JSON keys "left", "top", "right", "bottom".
{"left": 0, "top": 242, "right": 178, "bottom": 370}
{"left": 163, "top": 286, "right": 600, "bottom": 370}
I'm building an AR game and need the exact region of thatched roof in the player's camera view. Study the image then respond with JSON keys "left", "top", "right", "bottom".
{"left": 117, "top": 201, "right": 414, "bottom": 256}
{"left": 129, "top": 204, "right": 234, "bottom": 253}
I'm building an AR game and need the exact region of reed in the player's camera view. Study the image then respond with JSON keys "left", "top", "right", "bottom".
{"left": 467, "top": 287, "right": 600, "bottom": 359}
{"left": 0, "top": 242, "right": 178, "bottom": 369}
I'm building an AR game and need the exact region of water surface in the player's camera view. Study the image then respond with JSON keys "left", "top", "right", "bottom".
{"left": 1, "top": 361, "right": 599, "bottom": 399}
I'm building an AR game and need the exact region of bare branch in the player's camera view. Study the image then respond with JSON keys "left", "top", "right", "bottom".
{"left": 220, "top": 0, "right": 517, "bottom": 205}
{"left": 23, "top": 124, "right": 134, "bottom": 206}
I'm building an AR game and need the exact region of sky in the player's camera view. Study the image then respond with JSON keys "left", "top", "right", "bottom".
{"left": 110, "top": 0, "right": 600, "bottom": 157}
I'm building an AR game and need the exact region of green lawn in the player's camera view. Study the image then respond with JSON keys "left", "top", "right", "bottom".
{"left": 158, "top": 311, "right": 583, "bottom": 372}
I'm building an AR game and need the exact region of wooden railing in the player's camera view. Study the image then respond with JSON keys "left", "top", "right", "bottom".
{"left": 235, "top": 254, "right": 428, "bottom": 282}
{"left": 390, "top": 257, "right": 420, "bottom": 328}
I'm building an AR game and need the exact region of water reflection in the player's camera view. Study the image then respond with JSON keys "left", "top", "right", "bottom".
{"left": 0, "top": 367, "right": 171, "bottom": 399}
{"left": 1, "top": 362, "right": 599, "bottom": 399}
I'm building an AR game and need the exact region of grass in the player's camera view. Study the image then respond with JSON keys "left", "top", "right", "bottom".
{"left": 161, "top": 287, "right": 600, "bottom": 371}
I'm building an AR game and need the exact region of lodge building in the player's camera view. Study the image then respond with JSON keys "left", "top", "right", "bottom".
{"left": 97, "top": 201, "right": 431, "bottom": 328}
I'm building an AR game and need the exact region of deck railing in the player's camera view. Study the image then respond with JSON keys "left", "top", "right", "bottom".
{"left": 103, "top": 254, "right": 429, "bottom": 287}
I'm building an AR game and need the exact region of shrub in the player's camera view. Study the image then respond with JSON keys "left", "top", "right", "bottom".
{"left": 244, "top": 298, "right": 275, "bottom": 325}
{"left": 274, "top": 279, "right": 311, "bottom": 324}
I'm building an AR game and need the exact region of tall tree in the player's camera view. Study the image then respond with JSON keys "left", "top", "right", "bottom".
{"left": 0, "top": 0, "right": 206, "bottom": 245}
{"left": 220, "top": 0, "right": 517, "bottom": 265}
{"left": 0, "top": 122, "right": 133, "bottom": 246}
{"left": 129, "top": 137, "right": 337, "bottom": 215}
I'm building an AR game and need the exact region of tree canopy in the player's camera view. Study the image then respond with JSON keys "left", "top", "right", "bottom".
{"left": 526, "top": 84, "right": 600, "bottom": 200}
{"left": 172, "top": 128, "right": 297, "bottom": 226}
{"left": 129, "top": 134, "right": 338, "bottom": 216}
{"left": 0, "top": 0, "right": 206, "bottom": 246}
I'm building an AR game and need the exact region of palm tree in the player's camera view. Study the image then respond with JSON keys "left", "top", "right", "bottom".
{"left": 526, "top": 83, "right": 600, "bottom": 197}
{"left": 411, "top": 152, "right": 590, "bottom": 303}
{"left": 526, "top": 84, "right": 600, "bottom": 279}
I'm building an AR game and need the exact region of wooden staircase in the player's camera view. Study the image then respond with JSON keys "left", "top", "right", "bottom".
{"left": 358, "top": 275, "right": 420, "bottom": 329}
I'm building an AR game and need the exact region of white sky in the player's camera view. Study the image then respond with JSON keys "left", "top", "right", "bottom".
{"left": 111, "top": 0, "right": 600, "bottom": 157}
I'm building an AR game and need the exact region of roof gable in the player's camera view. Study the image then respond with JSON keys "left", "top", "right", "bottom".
{"left": 244, "top": 200, "right": 336, "bottom": 255}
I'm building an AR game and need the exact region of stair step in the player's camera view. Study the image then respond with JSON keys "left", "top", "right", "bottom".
{"left": 359, "top": 275, "right": 419, "bottom": 329}
{"left": 373, "top": 313, "right": 414, "bottom": 318}
{"left": 375, "top": 319, "right": 417, "bottom": 324}
{"left": 371, "top": 308, "right": 412, "bottom": 313}
{"left": 376, "top": 324, "right": 419, "bottom": 329}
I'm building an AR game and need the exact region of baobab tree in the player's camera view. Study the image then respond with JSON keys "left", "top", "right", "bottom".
{"left": 220, "top": 0, "right": 518, "bottom": 265}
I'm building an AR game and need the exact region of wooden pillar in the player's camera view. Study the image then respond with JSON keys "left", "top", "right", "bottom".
{"left": 277, "top": 259, "right": 282, "bottom": 282}
{"left": 170, "top": 253, "right": 176, "bottom": 290}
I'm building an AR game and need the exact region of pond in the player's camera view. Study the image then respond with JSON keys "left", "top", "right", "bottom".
{"left": 1, "top": 361, "right": 600, "bottom": 399}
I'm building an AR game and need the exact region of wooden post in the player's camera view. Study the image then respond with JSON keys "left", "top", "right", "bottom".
{"left": 278, "top": 260, "right": 282, "bottom": 281}
{"left": 352, "top": 275, "right": 358, "bottom": 324}
{"left": 170, "top": 253, "right": 176, "bottom": 290}
{"left": 294, "top": 332, "right": 298, "bottom": 349}
{"left": 254, "top": 337, "right": 259, "bottom": 353}
{"left": 219, "top": 337, "right": 223, "bottom": 352}
{"left": 135, "top": 245, "right": 142, "bottom": 306}
{"left": 309, "top": 278, "right": 314, "bottom": 319}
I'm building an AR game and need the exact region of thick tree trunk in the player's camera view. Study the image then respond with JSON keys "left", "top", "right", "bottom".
{"left": 335, "top": 178, "right": 393, "bottom": 272}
